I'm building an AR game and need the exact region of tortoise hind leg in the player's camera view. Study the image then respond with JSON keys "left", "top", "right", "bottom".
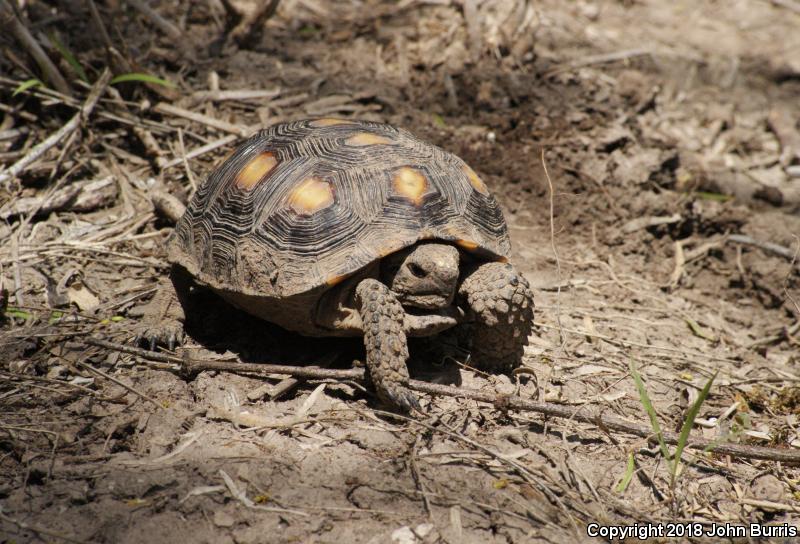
{"left": 134, "top": 266, "right": 192, "bottom": 351}
{"left": 458, "top": 262, "right": 534, "bottom": 372}
{"left": 354, "top": 278, "right": 420, "bottom": 412}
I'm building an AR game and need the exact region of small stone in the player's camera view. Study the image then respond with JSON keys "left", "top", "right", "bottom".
{"left": 751, "top": 474, "right": 785, "bottom": 503}
{"left": 391, "top": 526, "right": 417, "bottom": 544}
{"left": 213, "top": 509, "right": 236, "bottom": 528}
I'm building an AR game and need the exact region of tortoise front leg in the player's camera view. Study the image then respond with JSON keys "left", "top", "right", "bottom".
{"left": 134, "top": 265, "right": 192, "bottom": 350}
{"left": 354, "top": 278, "right": 420, "bottom": 412}
{"left": 458, "top": 262, "right": 534, "bottom": 372}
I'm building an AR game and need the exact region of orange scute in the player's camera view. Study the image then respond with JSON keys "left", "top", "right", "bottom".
{"left": 345, "top": 133, "right": 393, "bottom": 146}
{"left": 325, "top": 273, "right": 348, "bottom": 287}
{"left": 463, "top": 165, "right": 489, "bottom": 195}
{"left": 455, "top": 239, "right": 479, "bottom": 251}
{"left": 392, "top": 167, "right": 428, "bottom": 205}
{"left": 309, "top": 118, "right": 355, "bottom": 127}
{"left": 288, "top": 177, "right": 335, "bottom": 215}
{"left": 235, "top": 152, "right": 278, "bottom": 190}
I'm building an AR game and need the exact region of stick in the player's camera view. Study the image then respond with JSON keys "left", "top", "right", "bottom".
{"left": 76, "top": 361, "right": 163, "bottom": 408}
{"left": 160, "top": 134, "right": 238, "bottom": 169}
{"left": 728, "top": 234, "right": 800, "bottom": 264}
{"left": 191, "top": 88, "right": 281, "bottom": 103}
{"left": 771, "top": 0, "right": 800, "bottom": 14}
{"left": 0, "top": 0, "right": 71, "bottom": 96}
{"left": 0, "top": 511, "right": 87, "bottom": 544}
{"left": 84, "top": 338, "right": 800, "bottom": 463}
{"left": 153, "top": 102, "right": 249, "bottom": 136}
{"left": 542, "top": 149, "right": 567, "bottom": 349}
{"left": 0, "top": 69, "right": 111, "bottom": 187}
{"left": 150, "top": 190, "right": 186, "bottom": 223}
{"left": 125, "top": 0, "right": 182, "bottom": 40}
{"left": 85, "top": 0, "right": 115, "bottom": 58}
{"left": 228, "top": 0, "right": 281, "bottom": 48}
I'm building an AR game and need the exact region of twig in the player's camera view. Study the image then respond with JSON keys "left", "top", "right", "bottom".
{"left": 545, "top": 48, "right": 652, "bottom": 76}
{"left": 153, "top": 102, "right": 250, "bottom": 136}
{"left": 739, "top": 497, "right": 800, "bottom": 512}
{"left": 247, "top": 351, "right": 339, "bottom": 402}
{"left": 0, "top": 511, "right": 87, "bottom": 544}
{"left": 75, "top": 360, "right": 163, "bottom": 408}
{"left": 125, "top": 0, "right": 182, "bottom": 40}
{"left": 228, "top": 0, "right": 281, "bottom": 48}
{"left": 0, "top": 0, "right": 71, "bottom": 96}
{"left": 728, "top": 234, "right": 800, "bottom": 265}
{"left": 0, "top": 69, "right": 111, "bottom": 187}
{"left": 10, "top": 235, "right": 24, "bottom": 306}
{"left": 191, "top": 88, "right": 281, "bottom": 103}
{"left": 770, "top": 0, "right": 800, "bottom": 15}
{"left": 376, "top": 408, "right": 581, "bottom": 533}
{"left": 150, "top": 190, "right": 186, "bottom": 223}
{"left": 85, "top": 0, "right": 115, "bottom": 59}
{"left": 161, "top": 134, "right": 238, "bottom": 169}
{"left": 462, "top": 0, "right": 482, "bottom": 61}
{"left": 219, "top": 469, "right": 308, "bottom": 515}
{"left": 410, "top": 439, "right": 433, "bottom": 519}
{"left": 85, "top": 338, "right": 800, "bottom": 463}
{"left": 668, "top": 240, "right": 686, "bottom": 289}
{"left": 542, "top": 149, "right": 567, "bottom": 349}
{"left": 176, "top": 128, "right": 197, "bottom": 192}
{"left": 218, "top": 0, "right": 242, "bottom": 23}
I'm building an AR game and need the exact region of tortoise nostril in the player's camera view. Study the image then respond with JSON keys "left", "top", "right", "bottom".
{"left": 408, "top": 263, "right": 427, "bottom": 278}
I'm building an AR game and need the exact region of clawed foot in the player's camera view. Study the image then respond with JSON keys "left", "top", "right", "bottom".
{"left": 459, "top": 262, "right": 534, "bottom": 371}
{"left": 133, "top": 320, "right": 184, "bottom": 351}
{"left": 381, "top": 382, "right": 421, "bottom": 413}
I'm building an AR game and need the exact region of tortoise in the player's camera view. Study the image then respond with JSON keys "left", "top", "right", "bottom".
{"left": 136, "top": 118, "right": 534, "bottom": 411}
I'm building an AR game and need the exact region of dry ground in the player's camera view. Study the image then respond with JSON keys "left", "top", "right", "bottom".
{"left": 2, "top": 1, "right": 800, "bottom": 542}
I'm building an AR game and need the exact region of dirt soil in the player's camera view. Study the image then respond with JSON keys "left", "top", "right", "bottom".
{"left": 2, "top": 1, "right": 800, "bottom": 542}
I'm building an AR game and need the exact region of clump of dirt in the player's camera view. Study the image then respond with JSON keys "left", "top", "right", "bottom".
{"left": 2, "top": 1, "right": 800, "bottom": 543}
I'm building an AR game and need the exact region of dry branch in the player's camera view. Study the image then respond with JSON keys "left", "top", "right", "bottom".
{"left": 0, "top": 176, "right": 116, "bottom": 219}
{"left": 228, "top": 0, "right": 281, "bottom": 48}
{"left": 191, "top": 88, "right": 281, "bottom": 103}
{"left": 125, "top": 0, "right": 182, "bottom": 40}
{"left": 160, "top": 134, "right": 238, "bottom": 169}
{"left": 728, "top": 234, "right": 800, "bottom": 265}
{"left": 0, "top": 0, "right": 71, "bottom": 95}
{"left": 768, "top": 106, "right": 800, "bottom": 166}
{"left": 84, "top": 338, "right": 800, "bottom": 463}
{"left": 153, "top": 102, "right": 250, "bottom": 136}
{"left": 0, "top": 70, "right": 111, "bottom": 188}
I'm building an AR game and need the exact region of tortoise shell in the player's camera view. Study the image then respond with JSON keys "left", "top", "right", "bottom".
{"left": 168, "top": 119, "right": 510, "bottom": 298}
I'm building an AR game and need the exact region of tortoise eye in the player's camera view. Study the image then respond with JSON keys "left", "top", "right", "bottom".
{"left": 408, "top": 263, "right": 427, "bottom": 278}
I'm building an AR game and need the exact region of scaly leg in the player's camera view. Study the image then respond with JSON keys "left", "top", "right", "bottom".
{"left": 354, "top": 278, "right": 419, "bottom": 412}
{"left": 458, "top": 262, "right": 534, "bottom": 372}
{"left": 134, "top": 266, "right": 192, "bottom": 350}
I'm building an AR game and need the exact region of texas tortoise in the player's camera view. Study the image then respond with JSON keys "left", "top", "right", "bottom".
{"left": 136, "top": 118, "right": 534, "bottom": 411}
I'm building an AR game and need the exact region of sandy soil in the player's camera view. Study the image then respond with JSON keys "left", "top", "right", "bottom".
{"left": 1, "top": 1, "right": 800, "bottom": 542}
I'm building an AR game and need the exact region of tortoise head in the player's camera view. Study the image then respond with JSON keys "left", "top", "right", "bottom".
{"left": 380, "top": 242, "right": 459, "bottom": 310}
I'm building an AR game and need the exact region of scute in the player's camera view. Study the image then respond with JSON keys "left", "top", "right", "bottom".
{"left": 168, "top": 119, "right": 511, "bottom": 299}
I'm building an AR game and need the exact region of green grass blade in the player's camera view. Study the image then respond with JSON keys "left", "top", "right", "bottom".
{"left": 48, "top": 310, "right": 64, "bottom": 324}
{"left": 671, "top": 371, "right": 717, "bottom": 486}
{"left": 110, "top": 73, "right": 176, "bottom": 88}
{"left": 12, "top": 79, "right": 44, "bottom": 96}
{"left": 685, "top": 317, "right": 716, "bottom": 342}
{"left": 6, "top": 307, "right": 33, "bottom": 319}
{"left": 49, "top": 33, "right": 89, "bottom": 83}
{"left": 615, "top": 452, "right": 635, "bottom": 494}
{"left": 629, "top": 360, "right": 672, "bottom": 466}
